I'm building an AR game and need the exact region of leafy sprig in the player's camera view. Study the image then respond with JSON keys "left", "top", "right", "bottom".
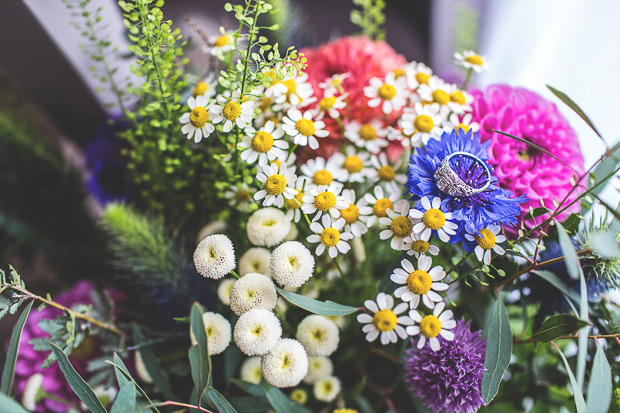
{"left": 350, "top": 0, "right": 387, "bottom": 41}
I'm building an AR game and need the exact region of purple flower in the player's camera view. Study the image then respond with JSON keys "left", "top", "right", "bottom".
{"left": 404, "top": 319, "right": 486, "bottom": 413}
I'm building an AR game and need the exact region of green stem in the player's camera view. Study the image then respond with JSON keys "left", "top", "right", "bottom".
{"left": 462, "top": 68, "right": 473, "bottom": 89}
{"left": 231, "top": 270, "right": 240, "bottom": 279}
{"left": 334, "top": 257, "right": 345, "bottom": 278}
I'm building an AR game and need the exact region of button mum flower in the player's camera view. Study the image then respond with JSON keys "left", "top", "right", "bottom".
{"left": 464, "top": 224, "right": 507, "bottom": 265}
{"left": 407, "top": 302, "right": 456, "bottom": 351}
{"left": 240, "top": 121, "right": 289, "bottom": 167}
{"left": 379, "top": 200, "right": 414, "bottom": 250}
{"left": 255, "top": 162, "right": 298, "bottom": 208}
{"left": 409, "top": 196, "right": 458, "bottom": 242}
{"left": 364, "top": 71, "right": 408, "bottom": 114}
{"left": 211, "top": 90, "right": 254, "bottom": 132}
{"left": 390, "top": 256, "right": 448, "bottom": 309}
{"left": 179, "top": 95, "right": 216, "bottom": 143}
{"left": 307, "top": 215, "right": 353, "bottom": 258}
{"left": 282, "top": 109, "right": 329, "bottom": 150}
{"left": 361, "top": 186, "right": 401, "bottom": 227}
{"left": 356, "top": 292, "right": 413, "bottom": 345}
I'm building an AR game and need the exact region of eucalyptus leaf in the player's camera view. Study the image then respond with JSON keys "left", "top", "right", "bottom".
{"left": 207, "top": 387, "right": 237, "bottom": 413}
{"left": 1, "top": 300, "right": 33, "bottom": 396}
{"left": 530, "top": 314, "right": 588, "bottom": 342}
{"left": 261, "top": 381, "right": 296, "bottom": 413}
{"left": 585, "top": 342, "right": 612, "bottom": 413}
{"left": 480, "top": 297, "right": 512, "bottom": 403}
{"left": 110, "top": 382, "right": 137, "bottom": 413}
{"left": 132, "top": 324, "right": 176, "bottom": 400}
{"left": 589, "top": 231, "right": 620, "bottom": 259}
{"left": 0, "top": 392, "right": 29, "bottom": 413}
{"left": 554, "top": 344, "right": 586, "bottom": 412}
{"left": 189, "top": 302, "right": 211, "bottom": 400}
{"left": 276, "top": 288, "right": 358, "bottom": 316}
{"left": 547, "top": 85, "right": 604, "bottom": 141}
{"left": 231, "top": 379, "right": 265, "bottom": 397}
{"left": 228, "top": 396, "right": 272, "bottom": 412}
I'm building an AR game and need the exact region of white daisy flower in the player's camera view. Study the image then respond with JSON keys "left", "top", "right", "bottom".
{"left": 224, "top": 183, "right": 253, "bottom": 211}
{"left": 247, "top": 208, "right": 291, "bottom": 247}
{"left": 254, "top": 162, "right": 298, "bottom": 208}
{"left": 300, "top": 156, "right": 343, "bottom": 186}
{"left": 261, "top": 338, "right": 309, "bottom": 388}
{"left": 318, "top": 72, "right": 350, "bottom": 95}
{"left": 307, "top": 215, "right": 353, "bottom": 258}
{"left": 390, "top": 256, "right": 448, "bottom": 309}
{"left": 217, "top": 278, "right": 236, "bottom": 305}
{"left": 282, "top": 109, "right": 329, "bottom": 150}
{"left": 284, "top": 177, "right": 308, "bottom": 223}
{"left": 403, "top": 232, "right": 440, "bottom": 258}
{"left": 442, "top": 112, "right": 480, "bottom": 135}
{"left": 201, "top": 31, "right": 234, "bottom": 56}
{"left": 192, "top": 72, "right": 217, "bottom": 98}
{"left": 379, "top": 200, "right": 414, "bottom": 250}
{"left": 399, "top": 103, "right": 445, "bottom": 146}
{"left": 240, "top": 356, "right": 263, "bottom": 384}
{"left": 304, "top": 356, "right": 333, "bottom": 384}
{"left": 335, "top": 189, "right": 370, "bottom": 237}
{"left": 229, "top": 272, "right": 278, "bottom": 316}
{"left": 253, "top": 93, "right": 279, "bottom": 127}
{"left": 179, "top": 95, "right": 216, "bottom": 143}
{"left": 446, "top": 88, "right": 474, "bottom": 114}
{"left": 211, "top": 90, "right": 255, "bottom": 133}
{"left": 409, "top": 196, "right": 458, "bottom": 242}
{"left": 364, "top": 72, "right": 408, "bottom": 114}
{"left": 402, "top": 61, "right": 433, "bottom": 90}
{"left": 301, "top": 184, "right": 348, "bottom": 222}
{"left": 454, "top": 50, "right": 489, "bottom": 73}
{"left": 330, "top": 147, "right": 373, "bottom": 183}
{"left": 344, "top": 120, "right": 389, "bottom": 154}
{"left": 239, "top": 247, "right": 272, "bottom": 276}
{"left": 270, "top": 241, "right": 315, "bottom": 288}
{"left": 465, "top": 224, "right": 506, "bottom": 265}
{"left": 315, "top": 92, "right": 348, "bottom": 119}
{"left": 313, "top": 376, "right": 341, "bottom": 403}
{"left": 272, "top": 72, "right": 315, "bottom": 108}
{"left": 407, "top": 302, "right": 456, "bottom": 352}
{"left": 296, "top": 315, "right": 339, "bottom": 357}
{"left": 234, "top": 308, "right": 282, "bottom": 356}
{"left": 356, "top": 292, "right": 413, "bottom": 345}
{"left": 189, "top": 312, "right": 232, "bottom": 355}
{"left": 193, "top": 234, "right": 236, "bottom": 279}
{"left": 360, "top": 186, "right": 401, "bottom": 227}
{"left": 368, "top": 152, "right": 407, "bottom": 192}
{"left": 417, "top": 77, "right": 459, "bottom": 112}
{"left": 240, "top": 121, "right": 289, "bottom": 167}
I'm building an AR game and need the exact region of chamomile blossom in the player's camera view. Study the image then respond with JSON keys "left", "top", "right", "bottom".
{"left": 255, "top": 162, "right": 298, "bottom": 208}
{"left": 192, "top": 72, "right": 217, "bottom": 98}
{"left": 284, "top": 177, "right": 307, "bottom": 223}
{"left": 202, "top": 31, "right": 233, "bottom": 56}
{"left": 240, "top": 121, "right": 288, "bottom": 167}
{"left": 399, "top": 103, "right": 445, "bottom": 146}
{"left": 379, "top": 200, "right": 414, "bottom": 250}
{"left": 302, "top": 184, "right": 348, "bottom": 222}
{"left": 272, "top": 72, "right": 315, "bottom": 107}
{"left": 224, "top": 182, "right": 253, "bottom": 211}
{"left": 390, "top": 256, "right": 448, "bottom": 309}
{"left": 454, "top": 50, "right": 489, "bottom": 73}
{"left": 315, "top": 92, "right": 348, "bottom": 119}
{"left": 307, "top": 215, "right": 353, "bottom": 258}
{"left": 344, "top": 120, "right": 389, "bottom": 153}
{"left": 361, "top": 186, "right": 401, "bottom": 227}
{"left": 296, "top": 315, "right": 340, "bottom": 357}
{"left": 336, "top": 189, "right": 370, "bottom": 237}
{"left": 356, "top": 292, "right": 413, "bottom": 345}
{"left": 282, "top": 109, "right": 329, "bottom": 150}
{"left": 211, "top": 90, "right": 254, "bottom": 132}
{"left": 407, "top": 302, "right": 456, "bottom": 352}
{"left": 179, "top": 95, "right": 215, "bottom": 143}
{"left": 465, "top": 225, "right": 506, "bottom": 265}
{"left": 247, "top": 208, "right": 291, "bottom": 247}
{"left": 300, "top": 157, "right": 343, "bottom": 186}
{"left": 409, "top": 196, "right": 458, "bottom": 242}
{"left": 403, "top": 61, "right": 434, "bottom": 90}
{"left": 403, "top": 232, "right": 440, "bottom": 258}
{"left": 368, "top": 152, "right": 407, "bottom": 192}
{"left": 364, "top": 72, "right": 408, "bottom": 114}
{"left": 418, "top": 77, "right": 457, "bottom": 112}
{"left": 331, "top": 147, "right": 373, "bottom": 183}
{"left": 442, "top": 112, "right": 480, "bottom": 135}
{"left": 446, "top": 88, "right": 474, "bottom": 114}
{"left": 318, "top": 72, "right": 350, "bottom": 95}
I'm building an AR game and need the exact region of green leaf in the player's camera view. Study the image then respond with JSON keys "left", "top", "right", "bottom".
{"left": 480, "top": 297, "right": 512, "bottom": 403}
{"left": 261, "top": 381, "right": 296, "bottom": 413}
{"left": 554, "top": 344, "right": 586, "bottom": 412}
{"left": 547, "top": 85, "right": 604, "bottom": 141}
{"left": 231, "top": 379, "right": 265, "bottom": 397}
{"left": 524, "top": 206, "right": 550, "bottom": 220}
{"left": 110, "top": 382, "right": 137, "bottom": 413}
{"left": 208, "top": 387, "right": 237, "bottom": 413}
{"left": 589, "top": 231, "right": 620, "bottom": 259}
{"left": 50, "top": 344, "right": 107, "bottom": 413}
{"left": 132, "top": 324, "right": 176, "bottom": 399}
{"left": 586, "top": 142, "right": 620, "bottom": 203}
{"left": 585, "top": 342, "right": 612, "bottom": 413}
{"left": 533, "top": 270, "right": 580, "bottom": 305}
{"left": 112, "top": 353, "right": 131, "bottom": 388}
{"left": 0, "top": 392, "right": 29, "bottom": 412}
{"left": 276, "top": 288, "right": 358, "bottom": 316}
{"left": 189, "top": 302, "right": 211, "bottom": 400}
{"left": 106, "top": 357, "right": 160, "bottom": 413}
{"left": 530, "top": 314, "right": 589, "bottom": 342}
{"left": 1, "top": 300, "right": 33, "bottom": 395}
{"left": 228, "top": 396, "right": 272, "bottom": 412}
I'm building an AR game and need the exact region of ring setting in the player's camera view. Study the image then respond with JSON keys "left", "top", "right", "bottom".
{"left": 434, "top": 151, "right": 492, "bottom": 197}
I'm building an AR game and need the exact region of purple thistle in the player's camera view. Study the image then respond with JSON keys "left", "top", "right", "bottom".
{"left": 404, "top": 319, "right": 486, "bottom": 413}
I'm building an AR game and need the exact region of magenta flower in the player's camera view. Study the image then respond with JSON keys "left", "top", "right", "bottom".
{"left": 470, "top": 85, "right": 585, "bottom": 235}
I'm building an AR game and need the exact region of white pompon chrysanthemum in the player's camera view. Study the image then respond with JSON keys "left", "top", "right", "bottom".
{"left": 190, "top": 312, "right": 232, "bottom": 355}
{"left": 465, "top": 225, "right": 506, "bottom": 265}
{"left": 240, "top": 356, "right": 263, "bottom": 384}
{"left": 403, "top": 232, "right": 440, "bottom": 258}
{"left": 364, "top": 72, "right": 408, "bottom": 114}
{"left": 193, "top": 234, "right": 236, "bottom": 279}
{"left": 211, "top": 90, "right": 254, "bottom": 133}
{"left": 454, "top": 50, "right": 489, "bottom": 73}
{"left": 229, "top": 273, "right": 278, "bottom": 316}
{"left": 270, "top": 241, "right": 315, "bottom": 288}
{"left": 179, "top": 95, "right": 216, "bottom": 143}
{"left": 296, "top": 315, "right": 339, "bottom": 357}
{"left": 261, "top": 338, "right": 309, "bottom": 388}
{"left": 379, "top": 199, "right": 414, "bottom": 250}
{"left": 301, "top": 184, "right": 348, "bottom": 223}
{"left": 356, "top": 292, "right": 413, "bottom": 345}
{"left": 255, "top": 162, "right": 298, "bottom": 208}
{"left": 360, "top": 186, "right": 401, "bottom": 227}
{"left": 239, "top": 121, "right": 289, "bottom": 167}
{"left": 239, "top": 247, "right": 272, "bottom": 277}
{"left": 217, "top": 278, "right": 236, "bottom": 306}
{"left": 304, "top": 356, "right": 333, "bottom": 384}
{"left": 390, "top": 256, "right": 448, "bottom": 309}
{"left": 409, "top": 196, "right": 458, "bottom": 242}
{"left": 336, "top": 189, "right": 369, "bottom": 237}
{"left": 307, "top": 215, "right": 353, "bottom": 258}
{"left": 343, "top": 120, "right": 388, "bottom": 154}
{"left": 282, "top": 109, "right": 329, "bottom": 150}
{"left": 313, "top": 376, "right": 341, "bottom": 403}
{"left": 234, "top": 308, "right": 282, "bottom": 356}
{"left": 407, "top": 302, "right": 456, "bottom": 352}
{"left": 247, "top": 208, "right": 291, "bottom": 247}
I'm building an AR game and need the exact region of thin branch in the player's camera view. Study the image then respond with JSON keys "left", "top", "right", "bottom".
{"left": 516, "top": 332, "right": 620, "bottom": 344}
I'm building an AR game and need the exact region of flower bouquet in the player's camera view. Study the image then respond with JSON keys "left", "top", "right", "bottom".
{"left": 1, "top": 0, "right": 620, "bottom": 412}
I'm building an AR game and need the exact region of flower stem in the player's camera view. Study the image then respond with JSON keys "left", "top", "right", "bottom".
{"left": 462, "top": 68, "right": 473, "bottom": 89}
{"left": 231, "top": 270, "right": 240, "bottom": 279}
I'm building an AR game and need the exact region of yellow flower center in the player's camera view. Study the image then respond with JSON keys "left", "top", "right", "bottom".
{"left": 320, "top": 227, "right": 340, "bottom": 247}
{"left": 319, "top": 96, "right": 336, "bottom": 111}
{"left": 343, "top": 156, "right": 363, "bottom": 173}
{"left": 415, "top": 72, "right": 430, "bottom": 85}
{"left": 282, "top": 78, "right": 297, "bottom": 98}
{"left": 265, "top": 174, "right": 287, "bottom": 195}
{"left": 222, "top": 101, "right": 242, "bottom": 121}
{"left": 359, "top": 124, "right": 377, "bottom": 141}
{"left": 234, "top": 190, "right": 251, "bottom": 203}
{"left": 414, "top": 114, "right": 434, "bottom": 133}
{"left": 286, "top": 189, "right": 304, "bottom": 209}
{"left": 213, "top": 34, "right": 231, "bottom": 47}
{"left": 313, "top": 169, "right": 333, "bottom": 185}
{"left": 419, "top": 315, "right": 442, "bottom": 338}
{"left": 271, "top": 159, "right": 282, "bottom": 168}
{"left": 291, "top": 389, "right": 307, "bottom": 404}
{"left": 339, "top": 203, "right": 359, "bottom": 224}
{"left": 259, "top": 96, "right": 273, "bottom": 111}
{"left": 190, "top": 107, "right": 209, "bottom": 128}
{"left": 378, "top": 84, "right": 397, "bottom": 100}
{"left": 377, "top": 165, "right": 396, "bottom": 181}
{"left": 372, "top": 309, "right": 397, "bottom": 332}
{"left": 193, "top": 81, "right": 208, "bottom": 97}
{"left": 314, "top": 191, "right": 337, "bottom": 211}
{"left": 407, "top": 270, "right": 432, "bottom": 295}
{"left": 372, "top": 198, "right": 393, "bottom": 218}
{"left": 393, "top": 68, "right": 406, "bottom": 78}
{"left": 432, "top": 89, "right": 450, "bottom": 105}
{"left": 390, "top": 216, "right": 413, "bottom": 237}
{"left": 251, "top": 326, "right": 263, "bottom": 336}
{"left": 295, "top": 119, "right": 316, "bottom": 137}
{"left": 282, "top": 354, "right": 291, "bottom": 368}
{"left": 251, "top": 131, "right": 274, "bottom": 153}
{"left": 451, "top": 91, "right": 466, "bottom": 105}
{"left": 464, "top": 54, "right": 484, "bottom": 66}
{"left": 422, "top": 209, "right": 446, "bottom": 230}
{"left": 455, "top": 123, "right": 470, "bottom": 133}
{"left": 475, "top": 228, "right": 496, "bottom": 250}
{"left": 410, "top": 239, "right": 430, "bottom": 253}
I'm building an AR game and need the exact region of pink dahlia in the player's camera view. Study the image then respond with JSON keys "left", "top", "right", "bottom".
{"left": 470, "top": 85, "right": 585, "bottom": 234}
{"left": 301, "top": 36, "right": 407, "bottom": 160}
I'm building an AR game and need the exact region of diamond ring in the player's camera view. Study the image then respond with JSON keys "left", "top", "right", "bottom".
{"left": 433, "top": 151, "right": 491, "bottom": 197}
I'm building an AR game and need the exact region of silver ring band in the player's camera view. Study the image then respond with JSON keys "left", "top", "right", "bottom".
{"left": 433, "top": 151, "right": 491, "bottom": 197}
